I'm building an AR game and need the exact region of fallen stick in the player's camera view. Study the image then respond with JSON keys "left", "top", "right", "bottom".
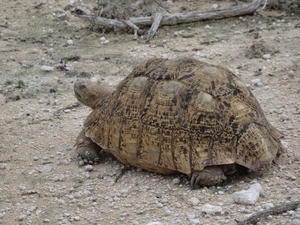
{"left": 236, "top": 201, "right": 300, "bottom": 225}
{"left": 74, "top": 0, "right": 262, "bottom": 41}
{"left": 146, "top": 13, "right": 163, "bottom": 42}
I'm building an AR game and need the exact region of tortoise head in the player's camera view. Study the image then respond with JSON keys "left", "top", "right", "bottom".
{"left": 74, "top": 79, "right": 114, "bottom": 109}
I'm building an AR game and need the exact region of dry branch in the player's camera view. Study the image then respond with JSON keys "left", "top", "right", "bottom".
{"left": 146, "top": 13, "right": 163, "bottom": 42}
{"left": 236, "top": 201, "right": 300, "bottom": 225}
{"left": 75, "top": 0, "right": 262, "bottom": 41}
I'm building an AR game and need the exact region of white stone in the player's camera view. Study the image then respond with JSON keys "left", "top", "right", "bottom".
{"left": 281, "top": 141, "right": 288, "bottom": 151}
{"left": 279, "top": 114, "right": 289, "bottom": 120}
{"left": 232, "top": 183, "right": 263, "bottom": 205}
{"left": 172, "top": 178, "right": 180, "bottom": 185}
{"left": 262, "top": 54, "right": 271, "bottom": 59}
{"left": 37, "top": 164, "right": 52, "bottom": 173}
{"left": 189, "top": 218, "right": 200, "bottom": 225}
{"left": 189, "top": 197, "right": 199, "bottom": 206}
{"left": 40, "top": 65, "right": 54, "bottom": 72}
{"left": 211, "top": 4, "right": 218, "bottom": 9}
{"left": 201, "top": 203, "right": 222, "bottom": 214}
{"left": 90, "top": 77, "right": 98, "bottom": 83}
{"left": 67, "top": 39, "right": 73, "bottom": 45}
{"left": 251, "top": 78, "right": 261, "bottom": 85}
{"left": 74, "top": 216, "right": 80, "bottom": 221}
{"left": 288, "top": 70, "right": 295, "bottom": 77}
{"left": 286, "top": 173, "right": 296, "bottom": 180}
{"left": 85, "top": 165, "right": 94, "bottom": 171}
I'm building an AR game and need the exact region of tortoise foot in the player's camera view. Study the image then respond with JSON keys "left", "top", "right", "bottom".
{"left": 191, "top": 166, "right": 227, "bottom": 189}
{"left": 76, "top": 146, "right": 100, "bottom": 165}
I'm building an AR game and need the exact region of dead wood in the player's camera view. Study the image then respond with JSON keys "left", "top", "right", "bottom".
{"left": 74, "top": 0, "right": 262, "bottom": 41}
{"left": 236, "top": 201, "right": 300, "bottom": 225}
{"left": 146, "top": 13, "right": 163, "bottom": 42}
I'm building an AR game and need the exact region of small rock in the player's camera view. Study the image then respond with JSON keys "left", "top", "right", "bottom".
{"left": 280, "top": 114, "right": 289, "bottom": 120}
{"left": 281, "top": 141, "right": 288, "bottom": 151}
{"left": 40, "top": 66, "right": 54, "bottom": 72}
{"left": 43, "top": 218, "right": 50, "bottom": 223}
{"left": 0, "top": 164, "right": 7, "bottom": 169}
{"left": 90, "top": 77, "right": 98, "bottom": 83}
{"left": 286, "top": 173, "right": 296, "bottom": 180}
{"left": 67, "top": 39, "right": 73, "bottom": 45}
{"left": 288, "top": 70, "right": 295, "bottom": 77}
{"left": 172, "top": 178, "right": 180, "bottom": 185}
{"left": 201, "top": 203, "right": 222, "bottom": 214}
{"left": 251, "top": 78, "right": 261, "bottom": 85}
{"left": 232, "top": 183, "right": 263, "bottom": 205}
{"left": 189, "top": 197, "right": 199, "bottom": 206}
{"left": 262, "top": 54, "right": 271, "bottom": 59}
{"left": 211, "top": 4, "right": 219, "bottom": 9}
{"left": 37, "top": 164, "right": 52, "bottom": 173}
{"left": 74, "top": 216, "right": 80, "bottom": 221}
{"left": 18, "top": 214, "right": 27, "bottom": 221}
{"left": 263, "top": 203, "right": 274, "bottom": 209}
{"left": 85, "top": 165, "right": 94, "bottom": 171}
{"left": 157, "top": 203, "right": 163, "bottom": 208}
{"left": 189, "top": 218, "right": 200, "bottom": 225}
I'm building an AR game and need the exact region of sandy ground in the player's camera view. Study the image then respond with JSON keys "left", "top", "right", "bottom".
{"left": 0, "top": 0, "right": 300, "bottom": 224}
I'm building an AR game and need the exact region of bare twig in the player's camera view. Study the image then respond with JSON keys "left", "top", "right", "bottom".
{"left": 236, "top": 201, "right": 300, "bottom": 225}
{"left": 122, "top": 20, "right": 142, "bottom": 40}
{"left": 262, "top": 0, "right": 268, "bottom": 10}
{"left": 146, "top": 13, "right": 163, "bottom": 42}
{"left": 152, "top": 0, "right": 172, "bottom": 13}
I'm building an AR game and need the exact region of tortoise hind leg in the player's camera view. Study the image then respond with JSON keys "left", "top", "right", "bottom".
{"left": 190, "top": 166, "right": 227, "bottom": 189}
{"left": 75, "top": 129, "right": 102, "bottom": 164}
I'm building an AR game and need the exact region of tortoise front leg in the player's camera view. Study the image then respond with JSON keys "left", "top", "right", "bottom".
{"left": 75, "top": 129, "right": 102, "bottom": 164}
{"left": 190, "top": 166, "right": 227, "bottom": 189}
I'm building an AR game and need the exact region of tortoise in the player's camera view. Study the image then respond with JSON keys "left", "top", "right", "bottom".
{"left": 74, "top": 57, "right": 283, "bottom": 188}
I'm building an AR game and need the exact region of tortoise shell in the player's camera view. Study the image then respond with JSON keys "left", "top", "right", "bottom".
{"left": 82, "top": 57, "right": 282, "bottom": 176}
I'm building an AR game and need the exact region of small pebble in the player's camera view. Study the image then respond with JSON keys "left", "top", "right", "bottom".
{"left": 279, "top": 114, "right": 289, "bottom": 121}
{"left": 85, "top": 165, "right": 94, "bottom": 171}
{"left": 40, "top": 66, "right": 54, "bottom": 72}
{"left": 90, "top": 77, "right": 98, "bottom": 83}
{"left": 232, "top": 183, "right": 263, "bottom": 205}
{"left": 43, "top": 218, "right": 50, "bottom": 223}
{"left": 67, "top": 39, "right": 73, "bottom": 45}
{"left": 189, "top": 197, "right": 199, "bottom": 206}
{"left": 211, "top": 4, "right": 218, "bottom": 9}
{"left": 262, "top": 54, "right": 271, "bottom": 59}
{"left": 18, "top": 214, "right": 27, "bottom": 221}
{"left": 286, "top": 173, "right": 296, "bottom": 180}
{"left": 189, "top": 218, "right": 200, "bottom": 225}
{"left": 74, "top": 216, "right": 80, "bottom": 221}
{"left": 172, "top": 178, "right": 180, "bottom": 185}
{"left": 288, "top": 70, "right": 295, "bottom": 77}
{"left": 201, "top": 204, "right": 222, "bottom": 214}
{"left": 0, "top": 164, "right": 7, "bottom": 169}
{"left": 251, "top": 78, "right": 261, "bottom": 85}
